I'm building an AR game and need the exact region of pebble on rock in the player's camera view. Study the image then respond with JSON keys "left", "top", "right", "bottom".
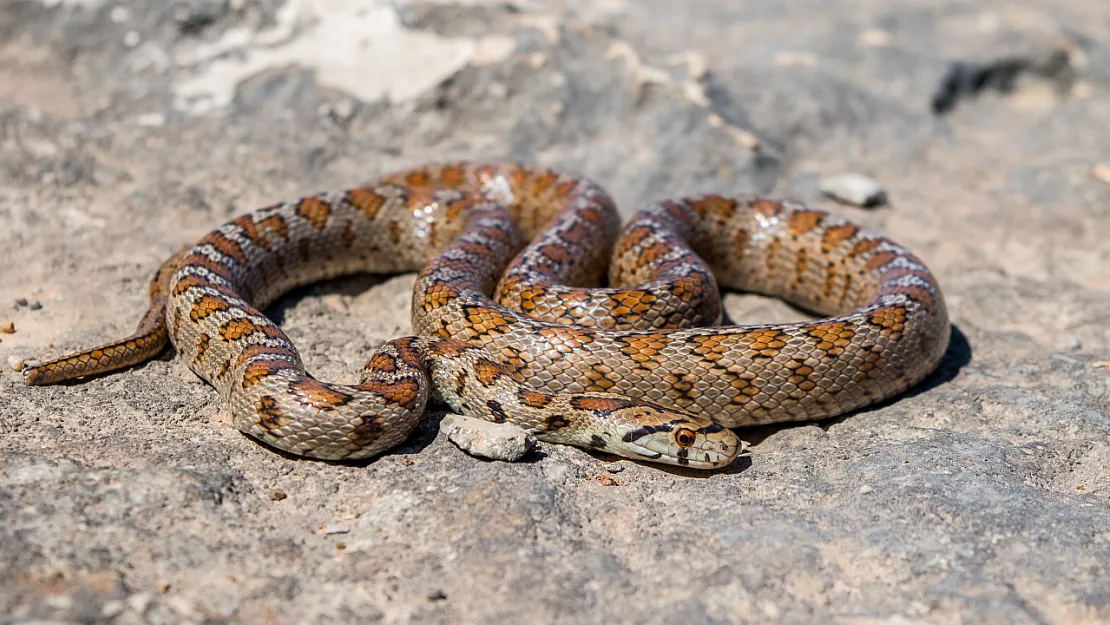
{"left": 441, "top": 413, "right": 536, "bottom": 462}
{"left": 819, "top": 172, "right": 888, "bottom": 207}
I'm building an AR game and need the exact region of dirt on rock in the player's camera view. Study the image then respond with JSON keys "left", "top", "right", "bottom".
{"left": 2, "top": 0, "right": 1109, "bottom": 623}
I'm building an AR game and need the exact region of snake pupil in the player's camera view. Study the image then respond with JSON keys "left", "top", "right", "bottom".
{"left": 675, "top": 428, "right": 695, "bottom": 448}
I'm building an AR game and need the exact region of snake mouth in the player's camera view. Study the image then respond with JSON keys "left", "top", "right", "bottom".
{"left": 624, "top": 440, "right": 739, "bottom": 469}
{"left": 616, "top": 419, "right": 741, "bottom": 469}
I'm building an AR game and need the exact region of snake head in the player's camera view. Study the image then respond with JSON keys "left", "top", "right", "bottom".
{"left": 600, "top": 403, "right": 742, "bottom": 469}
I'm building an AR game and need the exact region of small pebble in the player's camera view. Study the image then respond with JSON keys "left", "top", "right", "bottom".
{"left": 8, "top": 356, "right": 23, "bottom": 371}
{"left": 442, "top": 414, "right": 536, "bottom": 462}
{"left": 14, "top": 298, "right": 27, "bottom": 307}
{"left": 1092, "top": 163, "right": 1110, "bottom": 185}
{"left": 320, "top": 98, "right": 356, "bottom": 123}
{"left": 136, "top": 112, "right": 166, "bottom": 128}
{"left": 595, "top": 474, "right": 619, "bottom": 486}
{"left": 101, "top": 600, "right": 126, "bottom": 619}
{"left": 28, "top": 300, "right": 42, "bottom": 310}
{"left": 166, "top": 595, "right": 201, "bottom": 618}
{"left": 859, "top": 484, "right": 874, "bottom": 494}
{"left": 398, "top": 457, "right": 414, "bottom": 466}
{"left": 43, "top": 595, "right": 73, "bottom": 610}
{"left": 820, "top": 173, "right": 888, "bottom": 207}
{"left": 320, "top": 524, "right": 349, "bottom": 536}
{"left": 109, "top": 5, "right": 130, "bottom": 22}
{"left": 0, "top": 321, "right": 14, "bottom": 334}
{"left": 604, "top": 464, "right": 625, "bottom": 474}
{"left": 426, "top": 588, "right": 448, "bottom": 602}
{"left": 1071, "top": 338, "right": 1082, "bottom": 350}
{"left": 127, "top": 593, "right": 152, "bottom": 616}
{"left": 268, "top": 488, "right": 287, "bottom": 501}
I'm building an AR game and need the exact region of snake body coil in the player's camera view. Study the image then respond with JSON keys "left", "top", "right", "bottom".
{"left": 24, "top": 163, "right": 949, "bottom": 469}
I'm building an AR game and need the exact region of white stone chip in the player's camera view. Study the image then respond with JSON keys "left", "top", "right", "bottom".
{"left": 819, "top": 173, "right": 888, "bottom": 207}
{"left": 442, "top": 414, "right": 536, "bottom": 462}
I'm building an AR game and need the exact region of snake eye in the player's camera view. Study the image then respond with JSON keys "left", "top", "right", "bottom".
{"left": 674, "top": 427, "right": 696, "bottom": 448}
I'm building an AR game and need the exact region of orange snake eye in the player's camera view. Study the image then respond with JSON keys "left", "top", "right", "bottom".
{"left": 674, "top": 427, "right": 696, "bottom": 448}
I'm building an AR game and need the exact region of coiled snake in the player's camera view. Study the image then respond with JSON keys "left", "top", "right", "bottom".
{"left": 24, "top": 163, "right": 949, "bottom": 469}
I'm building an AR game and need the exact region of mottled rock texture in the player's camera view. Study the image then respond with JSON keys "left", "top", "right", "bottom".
{"left": 2, "top": 0, "right": 1109, "bottom": 623}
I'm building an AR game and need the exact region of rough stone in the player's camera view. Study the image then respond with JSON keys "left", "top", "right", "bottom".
{"left": 2, "top": 0, "right": 1109, "bottom": 623}
{"left": 441, "top": 413, "right": 536, "bottom": 462}
{"left": 819, "top": 172, "right": 888, "bottom": 207}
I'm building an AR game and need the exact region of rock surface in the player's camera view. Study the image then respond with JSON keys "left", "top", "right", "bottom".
{"left": 2, "top": 0, "right": 1109, "bottom": 623}
{"left": 819, "top": 172, "right": 888, "bottom": 207}
{"left": 441, "top": 413, "right": 536, "bottom": 462}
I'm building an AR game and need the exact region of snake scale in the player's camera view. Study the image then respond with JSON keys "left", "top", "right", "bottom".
{"left": 24, "top": 162, "right": 949, "bottom": 469}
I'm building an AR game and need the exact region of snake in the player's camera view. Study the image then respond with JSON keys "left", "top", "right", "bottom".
{"left": 22, "top": 162, "right": 949, "bottom": 469}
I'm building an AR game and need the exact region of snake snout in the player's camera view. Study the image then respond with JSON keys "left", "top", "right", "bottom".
{"left": 614, "top": 407, "right": 742, "bottom": 469}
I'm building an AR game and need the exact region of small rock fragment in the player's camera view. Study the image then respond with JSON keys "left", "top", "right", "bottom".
{"left": 28, "top": 300, "right": 42, "bottom": 310}
{"left": 859, "top": 484, "right": 874, "bottom": 494}
{"left": 0, "top": 321, "right": 14, "bottom": 334}
{"left": 320, "top": 525, "right": 349, "bottom": 536}
{"left": 442, "top": 414, "right": 536, "bottom": 462}
{"left": 773, "top": 51, "right": 818, "bottom": 67}
{"left": 427, "top": 588, "right": 448, "bottom": 602}
{"left": 14, "top": 298, "right": 27, "bottom": 307}
{"left": 595, "top": 474, "right": 619, "bottom": 486}
{"left": 1092, "top": 163, "right": 1110, "bottom": 185}
{"left": 127, "top": 593, "right": 152, "bottom": 616}
{"left": 820, "top": 173, "right": 888, "bottom": 207}
{"left": 109, "top": 5, "right": 130, "bottom": 23}
{"left": 43, "top": 595, "right": 73, "bottom": 610}
{"left": 8, "top": 356, "right": 23, "bottom": 371}
{"left": 166, "top": 595, "right": 201, "bottom": 618}
{"left": 137, "top": 112, "right": 165, "bottom": 128}
{"left": 859, "top": 29, "right": 892, "bottom": 47}
{"left": 604, "top": 463, "right": 625, "bottom": 474}
{"left": 268, "top": 488, "right": 287, "bottom": 501}
{"left": 101, "top": 600, "right": 126, "bottom": 619}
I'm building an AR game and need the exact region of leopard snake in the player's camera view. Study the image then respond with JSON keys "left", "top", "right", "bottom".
{"left": 23, "top": 162, "right": 949, "bottom": 469}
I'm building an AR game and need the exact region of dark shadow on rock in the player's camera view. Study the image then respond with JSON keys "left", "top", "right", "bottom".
{"left": 381, "top": 409, "right": 445, "bottom": 459}
{"left": 649, "top": 453, "right": 753, "bottom": 477}
{"left": 739, "top": 323, "right": 971, "bottom": 448}
{"left": 584, "top": 450, "right": 752, "bottom": 477}
{"left": 930, "top": 50, "right": 1077, "bottom": 115}
{"left": 265, "top": 272, "right": 394, "bottom": 326}
{"left": 895, "top": 323, "right": 972, "bottom": 400}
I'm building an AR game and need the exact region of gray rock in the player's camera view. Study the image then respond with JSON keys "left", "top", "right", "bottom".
{"left": 2, "top": 0, "right": 1110, "bottom": 623}
{"left": 441, "top": 413, "right": 536, "bottom": 462}
{"left": 819, "top": 172, "right": 889, "bottom": 207}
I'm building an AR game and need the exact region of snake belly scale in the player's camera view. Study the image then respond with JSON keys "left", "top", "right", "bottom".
{"left": 23, "top": 163, "right": 949, "bottom": 469}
